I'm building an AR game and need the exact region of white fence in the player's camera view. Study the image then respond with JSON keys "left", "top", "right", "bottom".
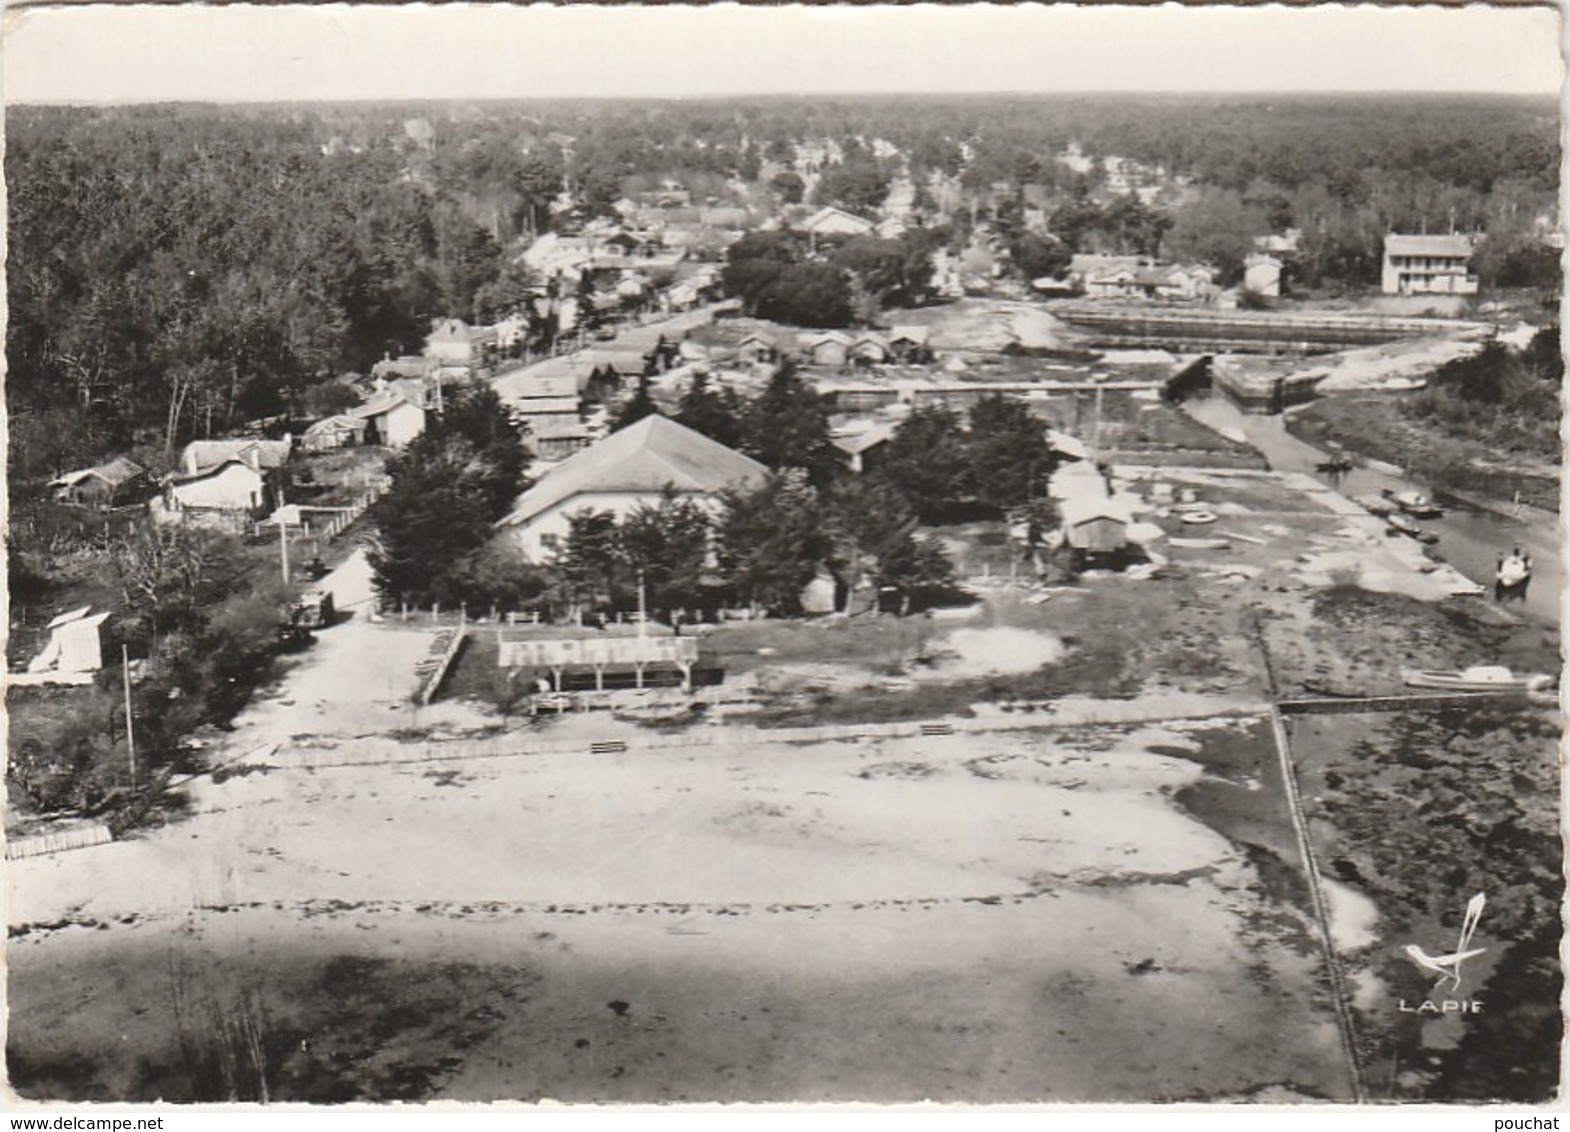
{"left": 6, "top": 822, "right": 113, "bottom": 861}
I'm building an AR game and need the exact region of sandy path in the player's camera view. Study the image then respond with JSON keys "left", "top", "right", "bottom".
{"left": 225, "top": 550, "right": 493, "bottom": 750}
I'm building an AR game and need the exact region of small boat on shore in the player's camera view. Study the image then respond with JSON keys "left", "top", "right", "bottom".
{"left": 1382, "top": 488, "right": 1443, "bottom": 519}
{"left": 1386, "top": 513, "right": 1440, "bottom": 544}
{"left": 1402, "top": 666, "right": 1556, "bottom": 693}
{"left": 1355, "top": 494, "right": 1395, "bottom": 518}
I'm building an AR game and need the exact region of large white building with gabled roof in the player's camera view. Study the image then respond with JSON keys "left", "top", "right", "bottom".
{"left": 494, "top": 414, "right": 768, "bottom": 561}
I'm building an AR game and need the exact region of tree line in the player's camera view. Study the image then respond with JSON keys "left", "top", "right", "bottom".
{"left": 11, "top": 94, "right": 1557, "bottom": 484}
{"left": 720, "top": 228, "right": 945, "bottom": 328}
{"left": 7, "top": 108, "right": 533, "bottom": 483}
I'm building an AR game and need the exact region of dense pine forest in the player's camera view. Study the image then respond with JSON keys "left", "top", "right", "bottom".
{"left": 8, "top": 93, "right": 1559, "bottom": 482}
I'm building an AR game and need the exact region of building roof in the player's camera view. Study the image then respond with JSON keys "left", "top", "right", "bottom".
{"left": 350, "top": 381, "right": 431, "bottom": 421}
{"left": 372, "top": 355, "right": 437, "bottom": 380}
{"left": 1088, "top": 263, "right": 1210, "bottom": 287}
{"left": 1255, "top": 230, "right": 1301, "bottom": 255}
{"left": 304, "top": 413, "right": 370, "bottom": 437}
{"left": 887, "top": 325, "right": 930, "bottom": 346}
{"left": 585, "top": 349, "right": 652, "bottom": 376}
{"left": 799, "top": 206, "right": 876, "bottom": 235}
{"left": 46, "top": 605, "right": 96, "bottom": 631}
{"left": 51, "top": 455, "right": 145, "bottom": 490}
{"left": 1060, "top": 495, "right": 1132, "bottom": 527}
{"left": 181, "top": 437, "right": 292, "bottom": 473}
{"left": 497, "top": 414, "right": 767, "bottom": 529}
{"left": 616, "top": 326, "right": 671, "bottom": 352}
{"left": 800, "top": 330, "right": 854, "bottom": 350}
{"left": 831, "top": 422, "right": 896, "bottom": 457}
{"left": 510, "top": 374, "right": 583, "bottom": 401}
{"left": 1069, "top": 254, "right": 1140, "bottom": 278}
{"left": 170, "top": 458, "right": 266, "bottom": 487}
{"left": 526, "top": 418, "right": 596, "bottom": 442}
{"left": 427, "top": 317, "right": 493, "bottom": 345}
{"left": 510, "top": 396, "right": 583, "bottom": 416}
{"left": 1385, "top": 234, "right": 1474, "bottom": 258}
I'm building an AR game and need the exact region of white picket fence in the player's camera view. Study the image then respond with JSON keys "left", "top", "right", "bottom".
{"left": 6, "top": 822, "right": 113, "bottom": 861}
{"left": 320, "top": 488, "right": 384, "bottom": 541}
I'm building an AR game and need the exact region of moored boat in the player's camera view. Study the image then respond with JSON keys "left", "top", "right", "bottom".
{"left": 1381, "top": 487, "right": 1444, "bottom": 519}
{"left": 1402, "top": 666, "right": 1555, "bottom": 693}
{"left": 1355, "top": 494, "right": 1394, "bottom": 518}
{"left": 1386, "top": 513, "right": 1439, "bottom": 544}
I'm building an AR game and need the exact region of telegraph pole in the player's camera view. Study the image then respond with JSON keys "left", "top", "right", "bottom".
{"left": 637, "top": 569, "right": 648, "bottom": 638}
{"left": 122, "top": 643, "right": 136, "bottom": 786}
{"left": 278, "top": 518, "right": 290, "bottom": 583}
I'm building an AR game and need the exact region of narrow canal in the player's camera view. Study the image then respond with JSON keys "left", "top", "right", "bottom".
{"left": 1177, "top": 390, "right": 1561, "bottom": 626}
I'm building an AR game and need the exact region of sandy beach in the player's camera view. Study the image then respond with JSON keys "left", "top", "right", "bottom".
{"left": 9, "top": 717, "right": 1351, "bottom": 1102}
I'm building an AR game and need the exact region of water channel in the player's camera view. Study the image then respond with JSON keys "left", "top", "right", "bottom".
{"left": 1176, "top": 390, "right": 1561, "bottom": 627}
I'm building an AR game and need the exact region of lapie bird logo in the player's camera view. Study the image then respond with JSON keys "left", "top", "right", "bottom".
{"left": 1404, "top": 892, "right": 1487, "bottom": 995}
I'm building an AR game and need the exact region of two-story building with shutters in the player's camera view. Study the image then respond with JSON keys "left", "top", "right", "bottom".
{"left": 1381, "top": 234, "right": 1479, "bottom": 296}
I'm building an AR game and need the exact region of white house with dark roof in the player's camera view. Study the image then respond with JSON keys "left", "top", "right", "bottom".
{"left": 1381, "top": 234, "right": 1478, "bottom": 296}
{"left": 495, "top": 414, "right": 768, "bottom": 561}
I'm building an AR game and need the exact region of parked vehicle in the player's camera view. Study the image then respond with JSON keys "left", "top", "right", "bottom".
{"left": 276, "top": 622, "right": 316, "bottom": 650}
{"left": 287, "top": 588, "right": 336, "bottom": 630}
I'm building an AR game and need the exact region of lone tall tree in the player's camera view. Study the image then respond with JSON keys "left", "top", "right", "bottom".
{"left": 369, "top": 386, "right": 530, "bottom": 607}
{"left": 744, "top": 359, "right": 839, "bottom": 486}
